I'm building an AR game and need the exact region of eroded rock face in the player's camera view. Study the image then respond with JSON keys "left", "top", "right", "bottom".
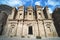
{"left": 0, "top": 11, "right": 8, "bottom": 35}
{"left": 52, "top": 8, "right": 60, "bottom": 37}
{"left": 0, "top": 4, "right": 13, "bottom": 15}
{"left": 0, "top": 4, "right": 13, "bottom": 35}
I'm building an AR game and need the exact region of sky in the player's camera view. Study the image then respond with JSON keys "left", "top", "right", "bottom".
{"left": 0, "top": 0, "right": 60, "bottom": 13}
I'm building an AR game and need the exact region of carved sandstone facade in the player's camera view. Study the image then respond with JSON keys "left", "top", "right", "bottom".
{"left": 3, "top": 5, "right": 58, "bottom": 38}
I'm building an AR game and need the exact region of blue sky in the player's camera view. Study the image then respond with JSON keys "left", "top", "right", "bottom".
{"left": 0, "top": 0, "right": 60, "bottom": 13}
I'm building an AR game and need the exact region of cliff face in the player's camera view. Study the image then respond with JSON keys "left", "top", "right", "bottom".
{"left": 0, "top": 4, "right": 13, "bottom": 15}
{"left": 0, "top": 4, "right": 13, "bottom": 35}
{"left": 0, "top": 12, "right": 7, "bottom": 35}
{"left": 52, "top": 8, "right": 60, "bottom": 37}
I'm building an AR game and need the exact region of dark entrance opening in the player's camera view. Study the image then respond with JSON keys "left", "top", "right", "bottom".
{"left": 28, "top": 26, "right": 33, "bottom": 35}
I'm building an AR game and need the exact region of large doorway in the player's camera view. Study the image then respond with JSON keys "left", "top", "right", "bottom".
{"left": 28, "top": 26, "right": 33, "bottom": 35}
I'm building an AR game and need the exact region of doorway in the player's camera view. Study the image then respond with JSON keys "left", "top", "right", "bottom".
{"left": 28, "top": 26, "right": 33, "bottom": 35}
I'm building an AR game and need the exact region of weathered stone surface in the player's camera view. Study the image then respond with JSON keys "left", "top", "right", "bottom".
{"left": 52, "top": 8, "right": 60, "bottom": 37}
{"left": 0, "top": 5, "right": 58, "bottom": 38}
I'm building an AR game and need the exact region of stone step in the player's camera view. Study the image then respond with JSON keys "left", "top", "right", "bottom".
{"left": 0, "top": 36, "right": 60, "bottom": 40}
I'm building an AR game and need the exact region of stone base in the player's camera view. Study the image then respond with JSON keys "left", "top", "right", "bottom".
{"left": 0, "top": 36, "right": 60, "bottom": 40}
